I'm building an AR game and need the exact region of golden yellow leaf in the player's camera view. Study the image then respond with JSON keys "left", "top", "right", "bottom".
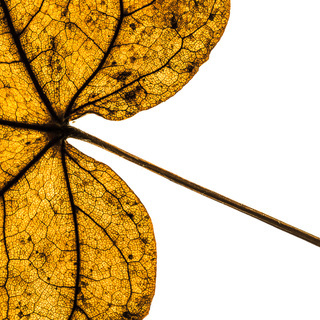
{"left": 0, "top": 0, "right": 230, "bottom": 319}
{"left": 1, "top": 140, "right": 156, "bottom": 319}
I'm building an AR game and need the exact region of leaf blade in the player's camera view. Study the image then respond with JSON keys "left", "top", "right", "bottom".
{"left": 0, "top": 0, "right": 230, "bottom": 318}
{"left": 68, "top": 0, "right": 230, "bottom": 121}
{"left": 0, "top": 138, "right": 156, "bottom": 319}
{"left": 0, "top": 0, "right": 59, "bottom": 122}
{"left": 64, "top": 143, "right": 156, "bottom": 319}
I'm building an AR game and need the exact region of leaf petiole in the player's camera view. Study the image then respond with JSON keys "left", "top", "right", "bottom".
{"left": 67, "top": 125, "right": 320, "bottom": 248}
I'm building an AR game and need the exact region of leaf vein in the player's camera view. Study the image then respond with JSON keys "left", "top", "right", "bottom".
{"left": 1, "top": 194, "right": 9, "bottom": 319}
{"left": 61, "top": 142, "right": 81, "bottom": 320}
{"left": 64, "top": 0, "right": 125, "bottom": 120}
{"left": 0, "top": 136, "right": 62, "bottom": 196}
{"left": 76, "top": 205, "right": 133, "bottom": 308}
{"left": 0, "top": 0, "right": 60, "bottom": 123}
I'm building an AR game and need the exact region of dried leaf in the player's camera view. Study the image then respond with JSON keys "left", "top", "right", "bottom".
{"left": 0, "top": 0, "right": 230, "bottom": 319}
{"left": 0, "top": 138, "right": 156, "bottom": 319}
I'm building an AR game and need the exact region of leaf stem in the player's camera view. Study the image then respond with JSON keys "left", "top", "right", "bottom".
{"left": 68, "top": 125, "right": 320, "bottom": 248}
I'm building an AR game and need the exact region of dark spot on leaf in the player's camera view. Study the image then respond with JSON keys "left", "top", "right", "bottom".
{"left": 47, "top": 277, "right": 50, "bottom": 281}
{"left": 130, "top": 56, "right": 136, "bottom": 63}
{"left": 67, "top": 23, "right": 74, "bottom": 31}
{"left": 129, "top": 23, "right": 136, "bottom": 30}
{"left": 125, "top": 91, "right": 136, "bottom": 101}
{"left": 128, "top": 213, "right": 134, "bottom": 219}
{"left": 209, "top": 13, "right": 215, "bottom": 21}
{"left": 111, "top": 61, "right": 117, "bottom": 66}
{"left": 27, "top": 236, "right": 31, "bottom": 241}
{"left": 141, "top": 238, "right": 148, "bottom": 244}
{"left": 187, "top": 64, "right": 195, "bottom": 72}
{"left": 108, "top": 109, "right": 116, "bottom": 116}
{"left": 116, "top": 71, "right": 132, "bottom": 81}
{"left": 170, "top": 14, "right": 178, "bottom": 29}
{"left": 128, "top": 254, "right": 133, "bottom": 260}
{"left": 50, "top": 37, "right": 56, "bottom": 51}
{"left": 18, "top": 311, "right": 23, "bottom": 318}
{"left": 61, "top": 8, "right": 68, "bottom": 17}
{"left": 25, "top": 141, "right": 30, "bottom": 145}
{"left": 123, "top": 311, "right": 135, "bottom": 319}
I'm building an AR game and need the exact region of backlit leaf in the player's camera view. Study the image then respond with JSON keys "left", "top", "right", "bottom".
{"left": 0, "top": 0, "right": 230, "bottom": 319}
{"left": 0, "top": 140, "right": 156, "bottom": 319}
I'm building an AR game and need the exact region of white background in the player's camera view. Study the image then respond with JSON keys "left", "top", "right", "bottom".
{"left": 70, "top": 1, "right": 320, "bottom": 319}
